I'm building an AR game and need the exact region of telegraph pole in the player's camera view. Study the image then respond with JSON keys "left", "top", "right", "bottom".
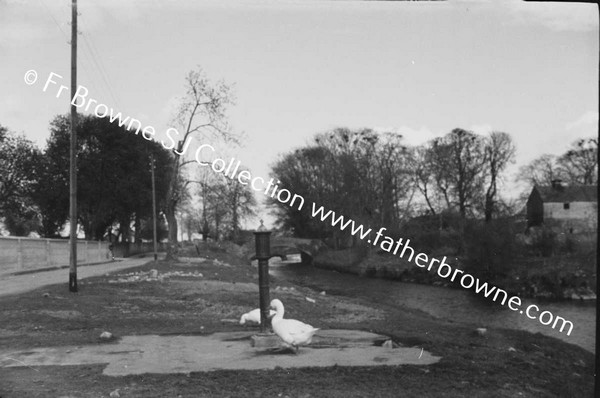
{"left": 150, "top": 154, "right": 158, "bottom": 261}
{"left": 68, "top": 0, "right": 78, "bottom": 292}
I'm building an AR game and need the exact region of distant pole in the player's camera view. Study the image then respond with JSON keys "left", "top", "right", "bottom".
{"left": 68, "top": 0, "right": 78, "bottom": 292}
{"left": 150, "top": 154, "right": 158, "bottom": 261}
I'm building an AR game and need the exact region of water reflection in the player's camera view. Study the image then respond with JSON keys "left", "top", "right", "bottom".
{"left": 269, "top": 256, "right": 595, "bottom": 353}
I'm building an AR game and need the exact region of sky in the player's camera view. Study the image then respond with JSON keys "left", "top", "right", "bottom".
{"left": 1, "top": 0, "right": 598, "bottom": 229}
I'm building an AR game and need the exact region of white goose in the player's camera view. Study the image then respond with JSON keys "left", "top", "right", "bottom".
{"left": 239, "top": 308, "right": 276, "bottom": 325}
{"left": 270, "top": 299, "right": 319, "bottom": 353}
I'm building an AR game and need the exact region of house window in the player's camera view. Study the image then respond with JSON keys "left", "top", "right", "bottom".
{"left": 563, "top": 203, "right": 570, "bottom": 210}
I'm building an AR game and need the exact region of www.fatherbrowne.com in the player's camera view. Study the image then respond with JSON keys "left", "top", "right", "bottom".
{"left": 26, "top": 69, "right": 574, "bottom": 337}
{"left": 310, "top": 203, "right": 575, "bottom": 336}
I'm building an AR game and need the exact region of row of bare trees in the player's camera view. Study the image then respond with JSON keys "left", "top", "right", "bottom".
{"left": 3, "top": 65, "right": 595, "bottom": 259}
{"left": 270, "top": 126, "right": 597, "bottom": 247}
{"left": 146, "top": 67, "right": 598, "bottom": 257}
{"left": 176, "top": 166, "right": 256, "bottom": 245}
{"left": 270, "top": 128, "right": 414, "bottom": 246}
{"left": 270, "top": 128, "right": 517, "bottom": 244}
{"left": 412, "top": 128, "right": 516, "bottom": 222}
{"left": 1, "top": 67, "right": 256, "bottom": 257}
{"left": 517, "top": 138, "right": 598, "bottom": 187}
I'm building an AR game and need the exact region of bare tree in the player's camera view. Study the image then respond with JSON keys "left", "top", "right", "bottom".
{"left": 195, "top": 166, "right": 217, "bottom": 242}
{"left": 517, "top": 154, "right": 562, "bottom": 187}
{"left": 428, "top": 139, "right": 454, "bottom": 211}
{"left": 483, "top": 131, "right": 516, "bottom": 222}
{"left": 409, "top": 145, "right": 440, "bottom": 215}
{"left": 430, "top": 129, "right": 487, "bottom": 218}
{"left": 270, "top": 128, "right": 413, "bottom": 246}
{"left": 558, "top": 138, "right": 598, "bottom": 185}
{"left": 192, "top": 164, "right": 256, "bottom": 243}
{"left": 224, "top": 168, "right": 257, "bottom": 242}
{"left": 164, "top": 68, "right": 235, "bottom": 259}
{"left": 517, "top": 137, "right": 597, "bottom": 200}
{"left": 374, "top": 132, "right": 412, "bottom": 228}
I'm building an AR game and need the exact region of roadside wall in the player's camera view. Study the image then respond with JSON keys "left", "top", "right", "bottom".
{"left": 111, "top": 241, "right": 167, "bottom": 258}
{"left": 0, "top": 237, "right": 110, "bottom": 276}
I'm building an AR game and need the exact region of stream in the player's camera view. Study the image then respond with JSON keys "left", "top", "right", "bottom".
{"left": 269, "top": 256, "right": 596, "bottom": 353}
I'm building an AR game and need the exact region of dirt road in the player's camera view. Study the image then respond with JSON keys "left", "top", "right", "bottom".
{"left": 0, "top": 256, "right": 158, "bottom": 297}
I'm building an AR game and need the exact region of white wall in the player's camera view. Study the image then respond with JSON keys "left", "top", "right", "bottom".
{"left": 0, "top": 237, "right": 110, "bottom": 276}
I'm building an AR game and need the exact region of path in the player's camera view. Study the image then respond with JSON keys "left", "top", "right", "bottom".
{"left": 0, "top": 330, "right": 440, "bottom": 375}
{"left": 0, "top": 256, "right": 159, "bottom": 297}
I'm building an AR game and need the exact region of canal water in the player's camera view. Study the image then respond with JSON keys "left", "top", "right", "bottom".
{"left": 269, "top": 256, "right": 596, "bottom": 353}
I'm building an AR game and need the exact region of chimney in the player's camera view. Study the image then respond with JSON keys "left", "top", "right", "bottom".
{"left": 551, "top": 179, "right": 564, "bottom": 190}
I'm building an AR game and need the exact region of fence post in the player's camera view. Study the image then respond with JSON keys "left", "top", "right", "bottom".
{"left": 85, "top": 241, "right": 88, "bottom": 264}
{"left": 46, "top": 239, "right": 51, "bottom": 267}
{"left": 17, "top": 238, "right": 23, "bottom": 270}
{"left": 98, "top": 240, "right": 101, "bottom": 262}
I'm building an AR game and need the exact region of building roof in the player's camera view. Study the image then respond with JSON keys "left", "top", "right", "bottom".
{"left": 534, "top": 185, "right": 598, "bottom": 203}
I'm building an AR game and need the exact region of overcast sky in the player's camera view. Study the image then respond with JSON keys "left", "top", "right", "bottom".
{"left": 1, "top": 0, "right": 598, "bottom": 227}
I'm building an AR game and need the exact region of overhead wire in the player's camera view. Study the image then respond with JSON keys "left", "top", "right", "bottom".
{"left": 38, "top": 0, "right": 68, "bottom": 40}
{"left": 38, "top": 0, "right": 116, "bottom": 113}
{"left": 78, "top": 38, "right": 111, "bottom": 105}
{"left": 80, "top": 28, "right": 123, "bottom": 111}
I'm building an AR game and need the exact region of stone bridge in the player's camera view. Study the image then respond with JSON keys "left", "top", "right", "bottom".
{"left": 244, "top": 237, "right": 325, "bottom": 264}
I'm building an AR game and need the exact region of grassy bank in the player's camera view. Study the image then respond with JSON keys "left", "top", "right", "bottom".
{"left": 0, "top": 246, "right": 595, "bottom": 397}
{"left": 313, "top": 248, "right": 597, "bottom": 300}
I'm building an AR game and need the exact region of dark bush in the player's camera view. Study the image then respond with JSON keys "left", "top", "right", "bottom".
{"left": 532, "top": 227, "right": 556, "bottom": 257}
{"left": 399, "top": 211, "right": 463, "bottom": 254}
{"left": 463, "top": 218, "right": 522, "bottom": 281}
{"left": 363, "top": 265, "right": 377, "bottom": 278}
{"left": 563, "top": 234, "right": 577, "bottom": 254}
{"left": 3, "top": 210, "right": 40, "bottom": 236}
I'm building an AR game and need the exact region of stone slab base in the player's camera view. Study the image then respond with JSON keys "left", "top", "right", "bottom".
{"left": 251, "top": 333, "right": 283, "bottom": 349}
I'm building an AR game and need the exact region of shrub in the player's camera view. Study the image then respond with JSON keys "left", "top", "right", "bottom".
{"left": 563, "top": 234, "right": 577, "bottom": 253}
{"left": 463, "top": 218, "right": 522, "bottom": 281}
{"left": 399, "top": 211, "right": 462, "bottom": 255}
{"left": 532, "top": 227, "right": 556, "bottom": 257}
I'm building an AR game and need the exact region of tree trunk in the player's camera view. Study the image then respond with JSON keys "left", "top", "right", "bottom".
{"left": 231, "top": 190, "right": 239, "bottom": 242}
{"left": 165, "top": 155, "right": 180, "bottom": 260}
{"left": 134, "top": 213, "right": 141, "bottom": 243}
{"left": 186, "top": 217, "right": 192, "bottom": 242}
{"left": 94, "top": 222, "right": 106, "bottom": 241}
{"left": 458, "top": 184, "right": 467, "bottom": 218}
{"left": 120, "top": 216, "right": 130, "bottom": 243}
{"left": 484, "top": 195, "right": 494, "bottom": 223}
{"left": 214, "top": 209, "right": 220, "bottom": 242}
{"left": 485, "top": 173, "right": 497, "bottom": 223}
{"left": 80, "top": 217, "right": 90, "bottom": 240}
{"left": 202, "top": 219, "right": 209, "bottom": 242}
{"left": 201, "top": 183, "right": 208, "bottom": 242}
{"left": 165, "top": 203, "right": 178, "bottom": 259}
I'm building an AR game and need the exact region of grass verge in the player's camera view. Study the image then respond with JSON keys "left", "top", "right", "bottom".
{"left": 0, "top": 248, "right": 595, "bottom": 397}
